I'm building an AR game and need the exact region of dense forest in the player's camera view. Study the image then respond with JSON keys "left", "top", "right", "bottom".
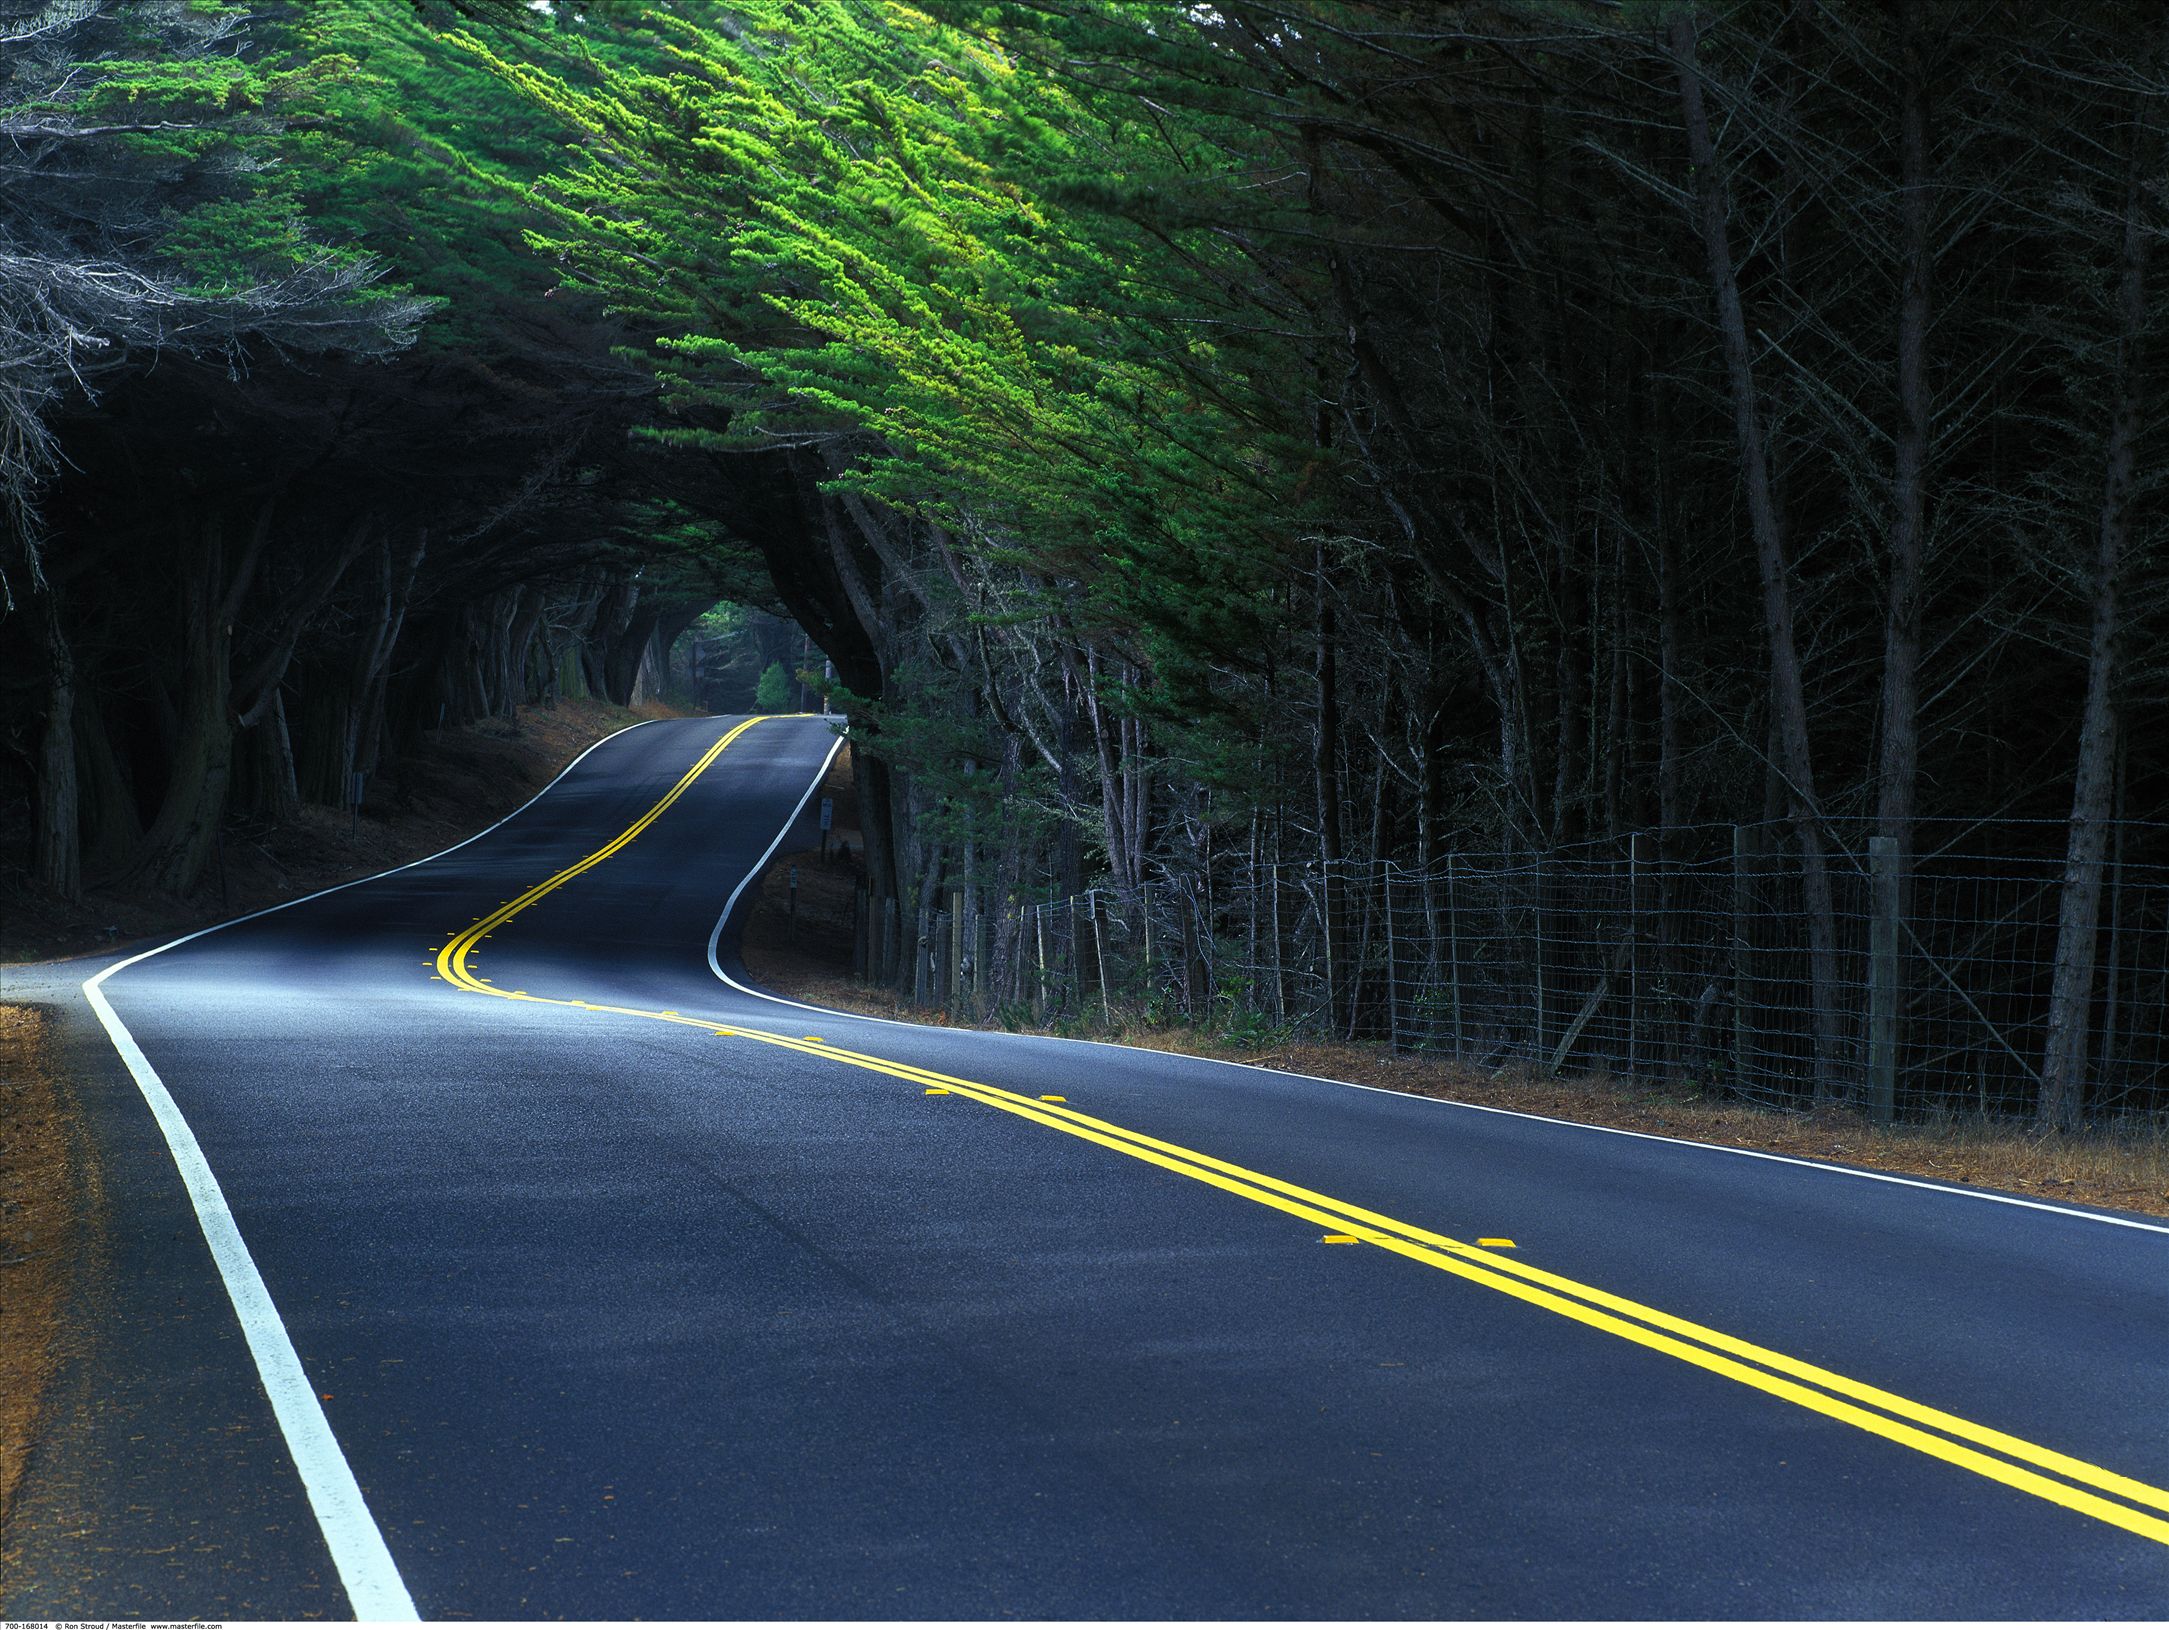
{"left": 3, "top": 1, "right": 2165, "bottom": 1128}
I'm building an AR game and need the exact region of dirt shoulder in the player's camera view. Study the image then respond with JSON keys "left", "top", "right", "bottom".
{"left": 1, "top": 698, "right": 682, "bottom": 968}
{"left": 0, "top": 1004, "right": 102, "bottom": 1569}
{"left": 741, "top": 837, "right": 2169, "bottom": 1223}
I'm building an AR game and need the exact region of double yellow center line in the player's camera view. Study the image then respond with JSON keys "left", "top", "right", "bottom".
{"left": 437, "top": 716, "right": 762, "bottom": 991}
{"left": 433, "top": 716, "right": 2169, "bottom": 1551}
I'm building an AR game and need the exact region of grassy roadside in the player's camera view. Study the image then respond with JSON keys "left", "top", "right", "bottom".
{"left": 0, "top": 697, "right": 683, "bottom": 968}
{"left": 740, "top": 798, "right": 2169, "bottom": 1222}
{"left": 0, "top": 1004, "right": 101, "bottom": 1569}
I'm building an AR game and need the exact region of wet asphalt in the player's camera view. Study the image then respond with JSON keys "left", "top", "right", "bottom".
{"left": 7, "top": 713, "right": 2169, "bottom": 1619}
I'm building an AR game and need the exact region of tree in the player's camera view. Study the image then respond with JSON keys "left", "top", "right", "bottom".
{"left": 0, "top": 0, "right": 428, "bottom": 896}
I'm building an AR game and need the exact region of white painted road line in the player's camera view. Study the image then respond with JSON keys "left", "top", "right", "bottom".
{"left": 71, "top": 714, "right": 673, "bottom": 1620}
{"left": 82, "top": 976, "right": 418, "bottom": 1621}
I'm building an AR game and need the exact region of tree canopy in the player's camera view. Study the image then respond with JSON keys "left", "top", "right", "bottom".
{"left": 3, "top": 0, "right": 2165, "bottom": 1125}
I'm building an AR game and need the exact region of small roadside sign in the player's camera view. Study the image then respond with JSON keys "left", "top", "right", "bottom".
{"left": 819, "top": 797, "right": 834, "bottom": 832}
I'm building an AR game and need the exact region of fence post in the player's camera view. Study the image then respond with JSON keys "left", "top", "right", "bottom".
{"left": 1868, "top": 835, "right": 1900, "bottom": 1123}
{"left": 949, "top": 890, "right": 965, "bottom": 1013}
{"left": 1069, "top": 894, "right": 1085, "bottom": 1014}
{"left": 1321, "top": 865, "right": 1339, "bottom": 1037}
{"left": 1142, "top": 886, "right": 1155, "bottom": 1001}
{"left": 1446, "top": 851, "right": 1463, "bottom": 1056}
{"left": 1034, "top": 903, "right": 1049, "bottom": 1021}
{"left": 1731, "top": 825, "right": 1749, "bottom": 1091}
{"left": 1628, "top": 833, "right": 1646, "bottom": 1079}
{"left": 1181, "top": 892, "right": 1205, "bottom": 1017}
{"left": 1093, "top": 891, "right": 1113, "bottom": 1026}
{"left": 1533, "top": 852, "right": 1547, "bottom": 1067}
{"left": 2102, "top": 809, "right": 2128, "bottom": 1096}
{"left": 1386, "top": 869, "right": 1403, "bottom": 1050}
{"left": 976, "top": 902, "right": 992, "bottom": 1018}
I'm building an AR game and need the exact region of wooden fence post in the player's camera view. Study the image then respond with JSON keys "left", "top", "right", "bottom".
{"left": 1446, "top": 851, "right": 1462, "bottom": 1056}
{"left": 1868, "top": 835, "right": 1900, "bottom": 1122}
{"left": 1533, "top": 852, "right": 1547, "bottom": 1067}
{"left": 1092, "top": 891, "right": 1113, "bottom": 1026}
{"left": 949, "top": 890, "right": 965, "bottom": 1013}
{"left": 1629, "top": 832, "right": 1647, "bottom": 1078}
{"left": 1141, "top": 885, "right": 1155, "bottom": 1000}
{"left": 1034, "top": 903, "right": 1049, "bottom": 1021}
{"left": 1385, "top": 870, "right": 1402, "bottom": 1050}
{"left": 1181, "top": 892, "right": 1205, "bottom": 1017}
{"left": 1732, "top": 825, "right": 1750, "bottom": 1091}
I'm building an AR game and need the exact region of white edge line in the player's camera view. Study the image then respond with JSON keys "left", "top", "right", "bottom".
{"left": 705, "top": 726, "right": 846, "bottom": 984}
{"left": 707, "top": 742, "right": 2169, "bottom": 1243}
{"left": 79, "top": 712, "right": 680, "bottom": 1622}
{"left": 81, "top": 981, "right": 418, "bottom": 1620}
{"left": 86, "top": 715, "right": 674, "bottom": 986}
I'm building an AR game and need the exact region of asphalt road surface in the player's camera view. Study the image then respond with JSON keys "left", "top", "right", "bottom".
{"left": 10, "top": 713, "right": 2169, "bottom": 1619}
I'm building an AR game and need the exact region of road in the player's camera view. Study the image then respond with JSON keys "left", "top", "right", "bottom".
{"left": 8, "top": 712, "right": 2169, "bottom": 1618}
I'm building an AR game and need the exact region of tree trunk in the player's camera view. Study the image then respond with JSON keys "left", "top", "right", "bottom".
{"left": 1314, "top": 542, "right": 1348, "bottom": 1024}
{"left": 1671, "top": 12, "right": 1847, "bottom": 1101}
{"left": 237, "top": 691, "right": 302, "bottom": 826}
{"left": 2040, "top": 95, "right": 2154, "bottom": 1131}
{"left": 1550, "top": 522, "right": 1587, "bottom": 844}
{"left": 128, "top": 512, "right": 256, "bottom": 896}
{"left": 1877, "top": 0, "right": 1934, "bottom": 872}
{"left": 32, "top": 573, "right": 81, "bottom": 900}
{"left": 74, "top": 688, "right": 141, "bottom": 878}
{"left": 1072, "top": 640, "right": 1135, "bottom": 893}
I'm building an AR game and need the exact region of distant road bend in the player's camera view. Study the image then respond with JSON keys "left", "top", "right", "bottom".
{"left": 24, "top": 713, "right": 2169, "bottom": 1619}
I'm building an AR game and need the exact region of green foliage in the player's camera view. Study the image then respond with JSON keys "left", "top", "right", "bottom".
{"left": 263, "top": 0, "right": 582, "bottom": 350}
{"left": 697, "top": 602, "right": 750, "bottom": 640}
{"left": 438, "top": 0, "right": 1342, "bottom": 875}
{"left": 469, "top": 0, "right": 1302, "bottom": 663}
{"left": 755, "top": 660, "right": 793, "bottom": 711}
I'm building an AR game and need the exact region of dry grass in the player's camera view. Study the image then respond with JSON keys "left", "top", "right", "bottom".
{"left": 0, "top": 1004, "right": 100, "bottom": 1562}
{"left": 0, "top": 697, "right": 683, "bottom": 967}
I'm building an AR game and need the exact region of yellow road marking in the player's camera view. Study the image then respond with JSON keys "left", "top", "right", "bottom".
{"left": 436, "top": 716, "right": 764, "bottom": 993}
{"left": 1322, "top": 1234, "right": 1360, "bottom": 1244}
{"left": 428, "top": 714, "right": 2169, "bottom": 1551}
{"left": 1480, "top": 1238, "right": 1516, "bottom": 1249}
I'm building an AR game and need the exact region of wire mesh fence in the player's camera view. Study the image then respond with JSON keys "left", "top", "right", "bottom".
{"left": 850, "top": 819, "right": 2169, "bottom": 1123}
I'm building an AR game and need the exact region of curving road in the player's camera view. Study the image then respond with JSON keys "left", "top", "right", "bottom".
{"left": 9, "top": 713, "right": 2169, "bottom": 1618}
